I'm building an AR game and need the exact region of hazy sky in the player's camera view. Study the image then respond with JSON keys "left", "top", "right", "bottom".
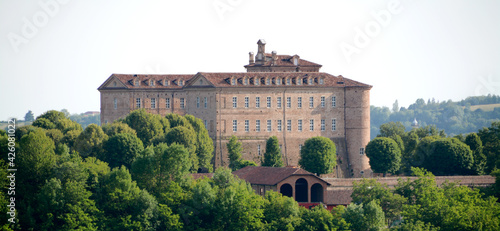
{"left": 1, "top": 0, "right": 499, "bottom": 121}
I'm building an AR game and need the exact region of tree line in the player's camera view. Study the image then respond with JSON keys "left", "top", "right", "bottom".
{"left": 366, "top": 120, "right": 500, "bottom": 177}
{"left": 1, "top": 109, "right": 499, "bottom": 230}
{"left": 371, "top": 95, "right": 500, "bottom": 139}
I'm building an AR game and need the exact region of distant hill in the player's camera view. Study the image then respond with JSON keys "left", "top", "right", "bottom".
{"left": 371, "top": 95, "right": 500, "bottom": 139}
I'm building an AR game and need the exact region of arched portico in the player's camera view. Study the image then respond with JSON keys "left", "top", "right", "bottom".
{"left": 280, "top": 183, "right": 293, "bottom": 198}
{"left": 295, "top": 178, "right": 308, "bottom": 202}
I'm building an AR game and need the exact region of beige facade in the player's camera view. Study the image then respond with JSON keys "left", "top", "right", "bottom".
{"left": 98, "top": 40, "right": 372, "bottom": 177}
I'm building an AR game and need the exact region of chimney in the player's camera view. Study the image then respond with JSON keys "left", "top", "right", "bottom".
{"left": 249, "top": 52, "right": 254, "bottom": 64}
{"left": 271, "top": 51, "right": 277, "bottom": 65}
{"left": 256, "top": 39, "right": 266, "bottom": 64}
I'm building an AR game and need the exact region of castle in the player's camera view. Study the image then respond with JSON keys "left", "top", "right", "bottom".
{"left": 98, "top": 40, "right": 372, "bottom": 178}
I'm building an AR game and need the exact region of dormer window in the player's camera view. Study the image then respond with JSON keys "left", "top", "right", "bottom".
{"left": 113, "top": 81, "right": 117, "bottom": 87}
{"left": 286, "top": 78, "right": 290, "bottom": 85}
{"left": 297, "top": 78, "right": 302, "bottom": 85}
{"left": 199, "top": 79, "right": 203, "bottom": 85}
{"left": 308, "top": 78, "right": 313, "bottom": 85}
{"left": 319, "top": 78, "right": 324, "bottom": 85}
{"left": 276, "top": 78, "right": 281, "bottom": 85}
{"left": 231, "top": 78, "right": 236, "bottom": 86}
{"left": 254, "top": 78, "right": 260, "bottom": 85}
{"left": 164, "top": 80, "right": 169, "bottom": 86}
{"left": 134, "top": 80, "right": 140, "bottom": 86}
{"left": 244, "top": 77, "right": 249, "bottom": 85}
{"left": 149, "top": 80, "right": 154, "bottom": 86}
{"left": 179, "top": 80, "right": 184, "bottom": 86}
{"left": 265, "top": 78, "right": 270, "bottom": 85}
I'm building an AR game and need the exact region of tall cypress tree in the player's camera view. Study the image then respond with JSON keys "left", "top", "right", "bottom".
{"left": 262, "top": 136, "right": 284, "bottom": 167}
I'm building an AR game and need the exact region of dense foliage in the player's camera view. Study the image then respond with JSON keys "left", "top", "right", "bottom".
{"left": 262, "top": 136, "right": 284, "bottom": 167}
{"left": 299, "top": 136, "right": 337, "bottom": 175}
{"left": 371, "top": 95, "right": 500, "bottom": 138}
{"left": 372, "top": 120, "right": 500, "bottom": 176}
{"left": 1, "top": 109, "right": 499, "bottom": 230}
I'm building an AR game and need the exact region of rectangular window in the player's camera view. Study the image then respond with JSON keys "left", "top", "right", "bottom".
{"left": 245, "top": 97, "right": 249, "bottom": 108}
{"left": 310, "top": 119, "right": 314, "bottom": 131}
{"left": 287, "top": 97, "right": 291, "bottom": 108}
{"left": 245, "top": 120, "right": 249, "bottom": 132}
{"left": 256, "top": 120, "right": 261, "bottom": 132}
{"left": 232, "top": 97, "right": 237, "bottom": 108}
{"left": 286, "top": 78, "right": 290, "bottom": 85}
{"left": 321, "top": 119, "right": 325, "bottom": 131}
{"left": 287, "top": 120, "right": 292, "bottom": 131}
{"left": 360, "top": 147, "right": 365, "bottom": 155}
{"left": 180, "top": 98, "right": 185, "bottom": 109}
{"left": 277, "top": 120, "right": 282, "bottom": 132}
{"left": 258, "top": 144, "right": 261, "bottom": 156}
{"left": 151, "top": 98, "right": 156, "bottom": 109}
{"left": 298, "top": 120, "right": 303, "bottom": 131}
{"left": 332, "top": 96, "right": 336, "bottom": 107}
{"left": 204, "top": 120, "right": 207, "bottom": 128}
{"left": 136, "top": 98, "right": 141, "bottom": 108}
{"left": 114, "top": 98, "right": 117, "bottom": 109}
{"left": 267, "top": 120, "right": 271, "bottom": 132}
{"left": 166, "top": 98, "right": 171, "bottom": 109}
{"left": 256, "top": 97, "right": 260, "bottom": 108}
{"left": 309, "top": 97, "right": 314, "bottom": 108}
{"left": 321, "top": 96, "right": 325, "bottom": 108}
{"left": 298, "top": 97, "right": 302, "bottom": 108}
{"left": 299, "top": 144, "right": 302, "bottom": 151}
{"left": 233, "top": 120, "right": 237, "bottom": 132}
{"left": 277, "top": 97, "right": 282, "bottom": 108}
{"left": 204, "top": 97, "right": 208, "bottom": 108}
{"left": 332, "top": 119, "right": 337, "bottom": 131}
{"left": 267, "top": 97, "right": 271, "bottom": 108}
{"left": 196, "top": 97, "right": 200, "bottom": 108}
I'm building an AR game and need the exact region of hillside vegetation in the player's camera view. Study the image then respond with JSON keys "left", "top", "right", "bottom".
{"left": 371, "top": 95, "right": 500, "bottom": 139}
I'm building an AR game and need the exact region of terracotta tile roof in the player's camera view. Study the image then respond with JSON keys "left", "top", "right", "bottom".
{"left": 324, "top": 175, "right": 495, "bottom": 188}
{"left": 98, "top": 74, "right": 195, "bottom": 90}
{"left": 98, "top": 72, "right": 371, "bottom": 90}
{"left": 245, "top": 54, "right": 322, "bottom": 67}
{"left": 191, "top": 173, "right": 214, "bottom": 180}
{"left": 326, "top": 189, "right": 353, "bottom": 205}
{"left": 197, "top": 72, "right": 371, "bottom": 88}
{"left": 233, "top": 166, "right": 330, "bottom": 186}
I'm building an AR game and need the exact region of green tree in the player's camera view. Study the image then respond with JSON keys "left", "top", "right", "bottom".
{"left": 343, "top": 201, "right": 386, "bottom": 231}
{"left": 33, "top": 110, "right": 82, "bottom": 133}
{"left": 165, "top": 113, "right": 193, "bottom": 130}
{"left": 185, "top": 114, "right": 214, "bottom": 172}
{"left": 424, "top": 138, "right": 474, "bottom": 175}
{"left": 24, "top": 110, "right": 35, "bottom": 122}
{"left": 124, "top": 109, "right": 164, "bottom": 146}
{"left": 351, "top": 178, "right": 407, "bottom": 227}
{"left": 184, "top": 168, "right": 265, "bottom": 230}
{"left": 478, "top": 121, "right": 500, "bottom": 174}
{"left": 227, "top": 135, "right": 243, "bottom": 171}
{"left": 74, "top": 124, "right": 108, "bottom": 158}
{"left": 97, "top": 166, "right": 158, "bottom": 231}
{"left": 131, "top": 143, "right": 191, "bottom": 195}
{"left": 101, "top": 121, "right": 137, "bottom": 137}
{"left": 262, "top": 190, "right": 302, "bottom": 230}
{"left": 299, "top": 136, "right": 337, "bottom": 175}
{"left": 298, "top": 205, "right": 338, "bottom": 231}
{"left": 102, "top": 133, "right": 144, "bottom": 169}
{"left": 165, "top": 126, "right": 199, "bottom": 172}
{"left": 465, "top": 132, "right": 486, "bottom": 175}
{"left": 35, "top": 178, "right": 99, "bottom": 230}
{"left": 262, "top": 136, "right": 284, "bottom": 167}
{"left": 378, "top": 121, "right": 406, "bottom": 138}
{"left": 366, "top": 137, "right": 402, "bottom": 176}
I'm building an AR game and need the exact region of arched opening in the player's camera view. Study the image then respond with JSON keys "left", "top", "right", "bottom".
{"left": 295, "top": 178, "right": 308, "bottom": 202}
{"left": 311, "top": 183, "right": 323, "bottom": 202}
{"left": 280, "top": 183, "right": 293, "bottom": 198}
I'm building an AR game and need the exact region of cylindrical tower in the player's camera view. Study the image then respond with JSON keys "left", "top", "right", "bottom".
{"left": 344, "top": 87, "right": 372, "bottom": 178}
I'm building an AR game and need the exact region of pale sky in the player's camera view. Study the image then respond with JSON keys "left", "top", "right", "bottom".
{"left": 1, "top": 0, "right": 499, "bottom": 121}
